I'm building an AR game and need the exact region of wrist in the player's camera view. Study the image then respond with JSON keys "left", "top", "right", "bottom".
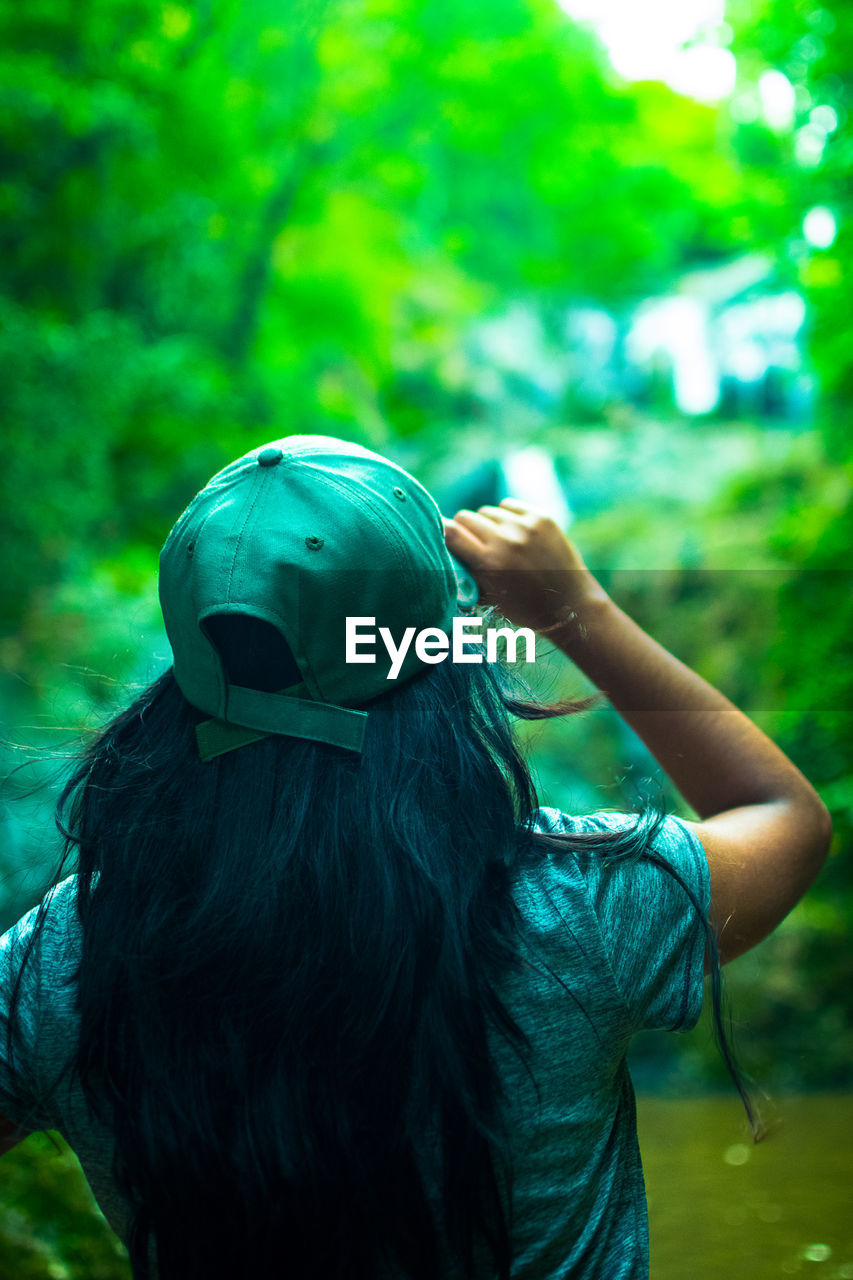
{"left": 545, "top": 583, "right": 617, "bottom": 654}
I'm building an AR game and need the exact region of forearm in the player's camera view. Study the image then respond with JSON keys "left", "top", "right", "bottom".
{"left": 551, "top": 585, "right": 825, "bottom": 823}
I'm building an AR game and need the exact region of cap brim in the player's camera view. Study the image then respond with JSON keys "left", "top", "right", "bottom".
{"left": 447, "top": 552, "right": 479, "bottom": 609}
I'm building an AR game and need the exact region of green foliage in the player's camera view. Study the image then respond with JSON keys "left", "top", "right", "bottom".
{"left": 0, "top": 1134, "right": 129, "bottom": 1278}
{"left": 0, "top": 0, "right": 761, "bottom": 647}
{"left": 720, "top": 0, "right": 853, "bottom": 1083}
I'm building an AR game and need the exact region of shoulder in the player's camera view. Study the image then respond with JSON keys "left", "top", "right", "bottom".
{"left": 0, "top": 873, "right": 83, "bottom": 1030}
{"left": 531, "top": 806, "right": 709, "bottom": 908}
{"left": 1, "top": 875, "right": 82, "bottom": 972}
{"left": 0, "top": 875, "right": 83, "bottom": 1128}
{"left": 519, "top": 808, "right": 710, "bottom": 1032}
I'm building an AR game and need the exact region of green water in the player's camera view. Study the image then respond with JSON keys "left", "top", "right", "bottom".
{"left": 1, "top": 1096, "right": 851, "bottom": 1277}
{"left": 640, "top": 1096, "right": 853, "bottom": 1279}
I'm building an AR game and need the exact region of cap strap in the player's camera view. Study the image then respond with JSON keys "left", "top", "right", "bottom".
{"left": 196, "top": 720, "right": 273, "bottom": 761}
{"left": 196, "top": 686, "right": 368, "bottom": 761}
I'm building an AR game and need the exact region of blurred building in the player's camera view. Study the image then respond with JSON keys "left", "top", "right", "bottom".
{"left": 624, "top": 253, "right": 812, "bottom": 420}
{"left": 462, "top": 254, "right": 813, "bottom": 424}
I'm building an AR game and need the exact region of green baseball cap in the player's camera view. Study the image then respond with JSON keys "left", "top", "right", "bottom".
{"left": 158, "top": 435, "right": 476, "bottom": 760}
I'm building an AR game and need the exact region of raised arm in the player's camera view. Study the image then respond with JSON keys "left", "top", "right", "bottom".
{"left": 443, "top": 500, "right": 832, "bottom": 967}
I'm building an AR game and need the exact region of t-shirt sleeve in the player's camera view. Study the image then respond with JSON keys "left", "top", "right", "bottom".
{"left": 536, "top": 808, "right": 711, "bottom": 1033}
{"left": 0, "top": 876, "right": 80, "bottom": 1131}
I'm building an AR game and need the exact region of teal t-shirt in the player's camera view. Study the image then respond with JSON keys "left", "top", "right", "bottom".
{"left": 0, "top": 809, "right": 710, "bottom": 1278}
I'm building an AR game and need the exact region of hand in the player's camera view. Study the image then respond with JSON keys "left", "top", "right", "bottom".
{"left": 442, "top": 499, "right": 605, "bottom": 632}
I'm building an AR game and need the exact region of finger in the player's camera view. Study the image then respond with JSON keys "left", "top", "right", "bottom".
{"left": 451, "top": 509, "right": 505, "bottom": 540}
{"left": 498, "top": 496, "right": 550, "bottom": 526}
{"left": 473, "top": 504, "right": 514, "bottom": 524}
{"left": 442, "top": 516, "right": 490, "bottom": 568}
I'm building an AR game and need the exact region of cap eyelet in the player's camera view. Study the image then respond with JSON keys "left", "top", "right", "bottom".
{"left": 186, "top": 540, "right": 195, "bottom": 558}
{"left": 305, "top": 535, "right": 324, "bottom": 550}
{"left": 257, "top": 446, "right": 283, "bottom": 468}
{"left": 393, "top": 486, "right": 406, "bottom": 501}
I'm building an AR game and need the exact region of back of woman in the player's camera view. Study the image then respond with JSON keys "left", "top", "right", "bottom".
{"left": 0, "top": 436, "right": 830, "bottom": 1279}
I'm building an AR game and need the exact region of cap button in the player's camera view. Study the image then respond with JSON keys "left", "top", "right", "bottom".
{"left": 257, "top": 446, "right": 283, "bottom": 468}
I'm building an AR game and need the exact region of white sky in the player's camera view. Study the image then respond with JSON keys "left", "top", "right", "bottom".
{"left": 556, "top": 0, "right": 737, "bottom": 103}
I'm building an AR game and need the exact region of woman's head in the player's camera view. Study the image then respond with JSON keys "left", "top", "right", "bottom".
{"left": 158, "top": 435, "right": 474, "bottom": 762}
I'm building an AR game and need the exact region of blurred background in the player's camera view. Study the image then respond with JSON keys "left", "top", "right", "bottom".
{"left": 0, "top": 0, "right": 851, "bottom": 1275}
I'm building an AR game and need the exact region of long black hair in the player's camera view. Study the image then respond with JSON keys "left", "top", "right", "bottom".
{"left": 7, "top": 633, "right": 748, "bottom": 1279}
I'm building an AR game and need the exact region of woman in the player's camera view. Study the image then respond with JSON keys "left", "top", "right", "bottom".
{"left": 0, "top": 436, "right": 831, "bottom": 1279}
